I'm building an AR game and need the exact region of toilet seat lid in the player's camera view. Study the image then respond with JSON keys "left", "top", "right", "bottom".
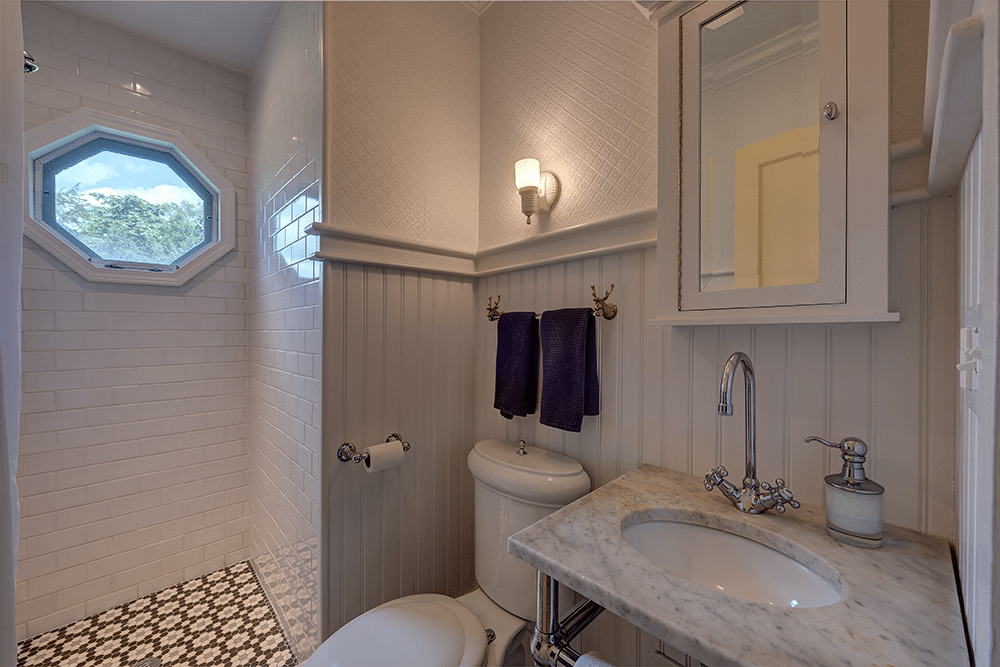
{"left": 310, "top": 594, "right": 488, "bottom": 667}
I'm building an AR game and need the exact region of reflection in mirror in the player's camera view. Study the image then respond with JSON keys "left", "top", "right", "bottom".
{"left": 699, "top": 1, "right": 820, "bottom": 292}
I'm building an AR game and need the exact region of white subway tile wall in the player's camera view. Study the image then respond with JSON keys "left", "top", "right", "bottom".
{"left": 18, "top": 2, "right": 251, "bottom": 642}
{"left": 247, "top": 3, "right": 323, "bottom": 660}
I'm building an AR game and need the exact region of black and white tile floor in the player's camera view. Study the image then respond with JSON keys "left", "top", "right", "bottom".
{"left": 16, "top": 560, "right": 297, "bottom": 667}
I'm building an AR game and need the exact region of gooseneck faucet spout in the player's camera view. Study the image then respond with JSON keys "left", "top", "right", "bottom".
{"left": 705, "top": 352, "right": 800, "bottom": 515}
{"left": 718, "top": 351, "right": 756, "bottom": 486}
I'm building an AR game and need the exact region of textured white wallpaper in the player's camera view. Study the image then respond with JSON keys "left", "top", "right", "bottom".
{"left": 322, "top": 2, "right": 655, "bottom": 253}
{"left": 479, "top": 2, "right": 658, "bottom": 249}
{"left": 324, "top": 2, "right": 480, "bottom": 253}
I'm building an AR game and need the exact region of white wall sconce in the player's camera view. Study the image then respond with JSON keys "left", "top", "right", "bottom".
{"left": 515, "top": 158, "right": 560, "bottom": 224}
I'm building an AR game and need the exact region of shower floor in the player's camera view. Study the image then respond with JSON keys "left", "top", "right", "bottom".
{"left": 16, "top": 560, "right": 297, "bottom": 667}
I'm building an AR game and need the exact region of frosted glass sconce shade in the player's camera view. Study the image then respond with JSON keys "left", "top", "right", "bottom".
{"left": 514, "top": 158, "right": 560, "bottom": 225}
{"left": 515, "top": 158, "right": 541, "bottom": 189}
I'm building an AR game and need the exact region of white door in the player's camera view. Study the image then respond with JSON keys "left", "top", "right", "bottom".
{"left": 957, "top": 130, "right": 997, "bottom": 665}
{"left": 956, "top": 2, "right": 1000, "bottom": 667}
{"left": 956, "top": 5, "right": 999, "bottom": 656}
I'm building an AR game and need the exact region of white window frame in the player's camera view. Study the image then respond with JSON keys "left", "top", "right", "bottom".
{"left": 24, "top": 107, "right": 235, "bottom": 286}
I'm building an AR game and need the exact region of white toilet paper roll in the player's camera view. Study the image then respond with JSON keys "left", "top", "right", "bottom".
{"left": 363, "top": 440, "right": 406, "bottom": 473}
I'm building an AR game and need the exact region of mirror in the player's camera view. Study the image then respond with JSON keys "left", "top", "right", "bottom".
{"left": 679, "top": 0, "right": 846, "bottom": 311}
{"left": 699, "top": 2, "right": 820, "bottom": 292}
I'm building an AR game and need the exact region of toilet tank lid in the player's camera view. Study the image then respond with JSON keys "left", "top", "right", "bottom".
{"left": 468, "top": 439, "right": 591, "bottom": 506}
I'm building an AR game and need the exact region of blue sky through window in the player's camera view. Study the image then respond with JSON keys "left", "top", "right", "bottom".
{"left": 55, "top": 150, "right": 203, "bottom": 208}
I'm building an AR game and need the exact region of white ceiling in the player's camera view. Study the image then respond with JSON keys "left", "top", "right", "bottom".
{"left": 51, "top": 1, "right": 280, "bottom": 74}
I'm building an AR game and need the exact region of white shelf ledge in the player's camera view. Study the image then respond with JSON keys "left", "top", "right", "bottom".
{"left": 926, "top": 12, "right": 983, "bottom": 194}
{"left": 650, "top": 308, "right": 900, "bottom": 327}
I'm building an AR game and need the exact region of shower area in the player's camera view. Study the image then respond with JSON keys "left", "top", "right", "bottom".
{"left": 14, "top": 1, "right": 328, "bottom": 662}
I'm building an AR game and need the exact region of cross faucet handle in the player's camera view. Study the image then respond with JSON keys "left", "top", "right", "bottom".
{"left": 760, "top": 478, "right": 800, "bottom": 513}
{"left": 704, "top": 465, "right": 729, "bottom": 491}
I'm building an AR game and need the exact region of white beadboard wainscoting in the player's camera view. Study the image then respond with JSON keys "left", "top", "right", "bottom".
{"left": 473, "top": 200, "right": 956, "bottom": 534}
{"left": 321, "top": 261, "right": 478, "bottom": 638}
{"left": 313, "top": 194, "right": 957, "bottom": 666}
{"left": 470, "top": 198, "right": 956, "bottom": 663}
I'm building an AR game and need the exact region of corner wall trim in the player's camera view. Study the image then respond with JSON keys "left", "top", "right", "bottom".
{"left": 308, "top": 224, "right": 477, "bottom": 276}
{"left": 476, "top": 209, "right": 656, "bottom": 276}
{"left": 307, "top": 208, "right": 658, "bottom": 277}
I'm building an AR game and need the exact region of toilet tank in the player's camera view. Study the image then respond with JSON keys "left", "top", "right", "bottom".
{"left": 467, "top": 439, "right": 591, "bottom": 621}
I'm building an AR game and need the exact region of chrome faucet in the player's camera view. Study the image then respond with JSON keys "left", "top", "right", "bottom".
{"left": 704, "top": 352, "right": 800, "bottom": 514}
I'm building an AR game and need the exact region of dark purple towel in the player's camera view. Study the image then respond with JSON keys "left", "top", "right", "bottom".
{"left": 539, "top": 308, "right": 599, "bottom": 432}
{"left": 493, "top": 312, "right": 539, "bottom": 419}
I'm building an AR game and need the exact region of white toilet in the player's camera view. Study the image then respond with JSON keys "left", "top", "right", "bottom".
{"left": 302, "top": 439, "right": 591, "bottom": 667}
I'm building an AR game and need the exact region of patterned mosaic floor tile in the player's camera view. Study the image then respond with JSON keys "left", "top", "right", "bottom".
{"left": 17, "top": 560, "right": 297, "bottom": 667}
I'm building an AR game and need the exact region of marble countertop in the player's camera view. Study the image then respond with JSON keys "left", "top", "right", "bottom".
{"left": 508, "top": 465, "right": 969, "bottom": 667}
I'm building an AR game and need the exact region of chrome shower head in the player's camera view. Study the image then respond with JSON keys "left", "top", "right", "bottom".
{"left": 24, "top": 51, "right": 39, "bottom": 74}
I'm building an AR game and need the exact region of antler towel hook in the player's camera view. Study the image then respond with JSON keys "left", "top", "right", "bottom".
{"left": 591, "top": 284, "right": 617, "bottom": 320}
{"left": 487, "top": 295, "right": 504, "bottom": 322}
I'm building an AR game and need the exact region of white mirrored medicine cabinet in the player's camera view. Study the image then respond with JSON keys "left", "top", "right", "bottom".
{"left": 652, "top": 0, "right": 900, "bottom": 325}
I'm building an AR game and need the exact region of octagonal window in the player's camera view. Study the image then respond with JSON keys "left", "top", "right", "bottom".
{"left": 43, "top": 135, "right": 214, "bottom": 268}
{"left": 26, "top": 108, "right": 235, "bottom": 286}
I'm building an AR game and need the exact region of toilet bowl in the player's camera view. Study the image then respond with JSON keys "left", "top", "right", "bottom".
{"left": 301, "top": 439, "right": 591, "bottom": 667}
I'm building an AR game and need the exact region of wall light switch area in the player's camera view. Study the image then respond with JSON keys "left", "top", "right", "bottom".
{"left": 957, "top": 326, "right": 980, "bottom": 391}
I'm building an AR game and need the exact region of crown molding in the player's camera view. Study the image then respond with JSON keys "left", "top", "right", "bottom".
{"left": 460, "top": 1, "right": 494, "bottom": 17}
{"left": 632, "top": 0, "right": 701, "bottom": 26}
{"left": 702, "top": 20, "right": 819, "bottom": 93}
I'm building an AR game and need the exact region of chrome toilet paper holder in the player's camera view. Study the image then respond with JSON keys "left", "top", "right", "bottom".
{"left": 338, "top": 433, "right": 410, "bottom": 465}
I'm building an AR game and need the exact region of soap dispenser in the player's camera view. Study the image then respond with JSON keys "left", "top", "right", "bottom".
{"left": 805, "top": 436, "right": 885, "bottom": 548}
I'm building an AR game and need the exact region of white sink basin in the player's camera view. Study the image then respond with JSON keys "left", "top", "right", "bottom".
{"left": 622, "top": 520, "right": 842, "bottom": 608}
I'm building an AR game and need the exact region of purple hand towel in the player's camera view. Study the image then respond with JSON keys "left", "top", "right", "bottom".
{"left": 493, "top": 311, "right": 539, "bottom": 419}
{"left": 540, "top": 308, "right": 599, "bottom": 432}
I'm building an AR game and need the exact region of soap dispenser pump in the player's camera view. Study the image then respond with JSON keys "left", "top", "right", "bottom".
{"left": 805, "top": 436, "right": 885, "bottom": 548}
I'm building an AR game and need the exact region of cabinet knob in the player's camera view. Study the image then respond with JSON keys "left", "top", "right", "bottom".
{"left": 823, "top": 101, "right": 840, "bottom": 120}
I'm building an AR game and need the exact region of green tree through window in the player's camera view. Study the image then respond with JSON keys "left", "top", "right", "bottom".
{"left": 55, "top": 184, "right": 205, "bottom": 266}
